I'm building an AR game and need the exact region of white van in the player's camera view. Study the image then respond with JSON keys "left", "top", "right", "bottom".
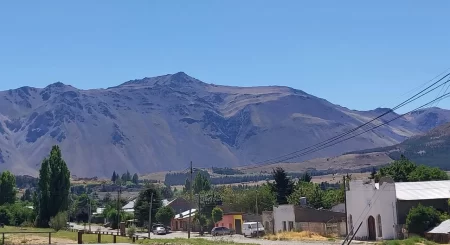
{"left": 243, "top": 222, "right": 265, "bottom": 237}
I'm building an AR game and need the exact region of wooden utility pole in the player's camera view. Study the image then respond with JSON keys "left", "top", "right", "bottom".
{"left": 148, "top": 192, "right": 154, "bottom": 238}
{"left": 188, "top": 161, "right": 193, "bottom": 239}
{"left": 343, "top": 175, "right": 348, "bottom": 236}
{"left": 256, "top": 190, "right": 259, "bottom": 238}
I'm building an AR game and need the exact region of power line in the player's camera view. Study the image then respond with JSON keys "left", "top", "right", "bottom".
{"left": 237, "top": 71, "right": 450, "bottom": 170}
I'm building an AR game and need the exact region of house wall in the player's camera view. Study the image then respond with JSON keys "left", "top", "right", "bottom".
{"left": 346, "top": 180, "right": 397, "bottom": 240}
{"left": 273, "top": 205, "right": 295, "bottom": 233}
{"left": 262, "top": 211, "right": 274, "bottom": 234}
{"left": 397, "top": 199, "right": 448, "bottom": 225}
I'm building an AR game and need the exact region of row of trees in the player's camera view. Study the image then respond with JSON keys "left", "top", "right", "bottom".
{"left": 111, "top": 170, "right": 139, "bottom": 185}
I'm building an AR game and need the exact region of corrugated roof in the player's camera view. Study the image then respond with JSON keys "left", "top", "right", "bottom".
{"left": 395, "top": 180, "right": 450, "bottom": 201}
{"left": 428, "top": 220, "right": 450, "bottom": 234}
{"left": 174, "top": 209, "right": 197, "bottom": 219}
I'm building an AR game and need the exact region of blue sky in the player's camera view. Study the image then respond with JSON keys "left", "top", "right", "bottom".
{"left": 0, "top": 1, "right": 449, "bottom": 112}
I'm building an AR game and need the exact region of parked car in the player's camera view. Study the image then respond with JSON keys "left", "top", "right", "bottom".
{"left": 152, "top": 224, "right": 166, "bottom": 235}
{"left": 103, "top": 222, "right": 111, "bottom": 228}
{"left": 243, "top": 222, "right": 265, "bottom": 238}
{"left": 165, "top": 226, "right": 172, "bottom": 233}
{"left": 211, "top": 226, "right": 233, "bottom": 236}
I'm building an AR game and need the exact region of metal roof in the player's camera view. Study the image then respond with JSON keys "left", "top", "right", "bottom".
{"left": 174, "top": 209, "right": 197, "bottom": 219}
{"left": 395, "top": 180, "right": 450, "bottom": 201}
{"left": 427, "top": 219, "right": 450, "bottom": 234}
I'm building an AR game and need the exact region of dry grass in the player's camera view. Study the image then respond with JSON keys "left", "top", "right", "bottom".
{"left": 264, "top": 231, "right": 332, "bottom": 241}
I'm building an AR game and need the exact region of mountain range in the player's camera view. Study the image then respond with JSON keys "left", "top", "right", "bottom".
{"left": 1, "top": 72, "right": 450, "bottom": 177}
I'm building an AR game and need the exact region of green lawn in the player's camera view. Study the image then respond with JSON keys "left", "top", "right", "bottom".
{"left": 382, "top": 236, "right": 437, "bottom": 245}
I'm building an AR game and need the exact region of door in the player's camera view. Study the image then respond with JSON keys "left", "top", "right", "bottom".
{"left": 368, "top": 216, "right": 376, "bottom": 240}
{"left": 235, "top": 219, "right": 242, "bottom": 234}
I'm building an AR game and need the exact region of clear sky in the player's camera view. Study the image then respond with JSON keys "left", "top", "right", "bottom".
{"left": 1, "top": 1, "right": 449, "bottom": 112}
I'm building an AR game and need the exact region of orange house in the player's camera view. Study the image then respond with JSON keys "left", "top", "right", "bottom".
{"left": 214, "top": 212, "right": 244, "bottom": 234}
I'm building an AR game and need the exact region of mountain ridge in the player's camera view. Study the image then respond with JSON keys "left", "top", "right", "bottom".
{"left": 1, "top": 72, "right": 450, "bottom": 177}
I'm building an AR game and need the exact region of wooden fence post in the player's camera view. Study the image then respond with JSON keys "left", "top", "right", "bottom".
{"left": 49, "top": 232, "right": 52, "bottom": 244}
{"left": 113, "top": 235, "right": 117, "bottom": 243}
{"left": 98, "top": 233, "right": 101, "bottom": 243}
{"left": 77, "top": 230, "right": 83, "bottom": 244}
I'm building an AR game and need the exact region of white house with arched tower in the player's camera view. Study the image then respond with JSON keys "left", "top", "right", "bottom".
{"left": 346, "top": 178, "right": 450, "bottom": 240}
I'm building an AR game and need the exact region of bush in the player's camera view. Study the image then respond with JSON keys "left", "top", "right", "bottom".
{"left": 127, "top": 225, "right": 137, "bottom": 237}
{"left": 406, "top": 204, "right": 441, "bottom": 235}
{"left": 49, "top": 211, "right": 68, "bottom": 231}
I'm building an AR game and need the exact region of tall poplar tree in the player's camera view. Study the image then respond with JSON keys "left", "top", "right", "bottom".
{"left": 36, "top": 145, "right": 71, "bottom": 227}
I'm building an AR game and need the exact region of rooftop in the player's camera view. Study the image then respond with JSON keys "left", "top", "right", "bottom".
{"left": 395, "top": 180, "right": 450, "bottom": 201}
{"left": 427, "top": 219, "right": 450, "bottom": 234}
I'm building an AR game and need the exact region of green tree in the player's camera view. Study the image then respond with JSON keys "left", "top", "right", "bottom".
{"left": 406, "top": 204, "right": 441, "bottom": 235}
{"left": 155, "top": 206, "right": 175, "bottom": 226}
{"left": 121, "top": 173, "right": 127, "bottom": 183}
{"left": 377, "top": 155, "right": 416, "bottom": 182}
{"left": 134, "top": 187, "right": 162, "bottom": 227}
{"left": 407, "top": 165, "right": 448, "bottom": 182}
{"left": 0, "top": 171, "right": 16, "bottom": 205}
{"left": 132, "top": 173, "right": 139, "bottom": 184}
{"left": 193, "top": 213, "right": 207, "bottom": 235}
{"left": 184, "top": 178, "right": 191, "bottom": 192}
{"left": 111, "top": 171, "right": 117, "bottom": 183}
{"left": 270, "top": 167, "right": 294, "bottom": 205}
{"left": 211, "top": 207, "right": 223, "bottom": 224}
{"left": 126, "top": 171, "right": 132, "bottom": 182}
{"left": 377, "top": 155, "right": 448, "bottom": 182}
{"left": 0, "top": 206, "right": 13, "bottom": 225}
{"left": 299, "top": 172, "right": 312, "bottom": 182}
{"left": 193, "top": 172, "right": 211, "bottom": 194}
{"left": 21, "top": 188, "right": 33, "bottom": 202}
{"left": 36, "top": 145, "right": 71, "bottom": 227}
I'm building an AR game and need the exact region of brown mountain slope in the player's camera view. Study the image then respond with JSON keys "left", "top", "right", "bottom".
{"left": 0, "top": 72, "right": 449, "bottom": 177}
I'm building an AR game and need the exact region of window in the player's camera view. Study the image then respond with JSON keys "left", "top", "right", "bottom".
{"left": 377, "top": 214, "right": 382, "bottom": 237}
{"left": 282, "top": 221, "right": 287, "bottom": 231}
{"left": 288, "top": 221, "right": 294, "bottom": 231}
{"left": 348, "top": 215, "right": 353, "bottom": 235}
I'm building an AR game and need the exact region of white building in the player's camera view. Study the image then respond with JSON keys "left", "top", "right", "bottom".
{"left": 346, "top": 178, "right": 450, "bottom": 241}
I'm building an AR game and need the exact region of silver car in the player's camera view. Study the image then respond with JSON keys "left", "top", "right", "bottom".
{"left": 211, "top": 226, "right": 233, "bottom": 236}
{"left": 152, "top": 225, "right": 166, "bottom": 235}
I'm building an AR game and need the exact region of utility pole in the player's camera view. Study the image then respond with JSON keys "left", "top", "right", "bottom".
{"left": 188, "top": 161, "right": 193, "bottom": 239}
{"left": 343, "top": 175, "right": 348, "bottom": 237}
{"left": 116, "top": 182, "right": 121, "bottom": 232}
{"left": 88, "top": 197, "right": 91, "bottom": 232}
{"left": 148, "top": 192, "right": 154, "bottom": 239}
{"left": 256, "top": 190, "right": 259, "bottom": 238}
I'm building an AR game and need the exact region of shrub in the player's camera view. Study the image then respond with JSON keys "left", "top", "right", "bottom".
{"left": 49, "top": 211, "right": 68, "bottom": 231}
{"left": 406, "top": 204, "right": 441, "bottom": 235}
{"left": 127, "top": 225, "right": 137, "bottom": 237}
